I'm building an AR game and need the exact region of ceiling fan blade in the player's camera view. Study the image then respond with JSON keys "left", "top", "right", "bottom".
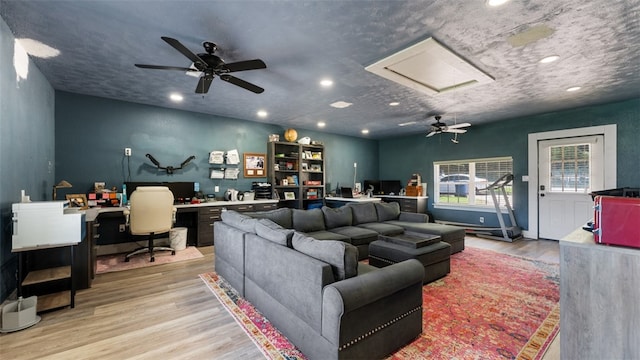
{"left": 447, "top": 122, "right": 471, "bottom": 129}
{"left": 161, "top": 36, "right": 208, "bottom": 69}
{"left": 426, "top": 131, "right": 437, "bottom": 137}
{"left": 195, "top": 76, "right": 214, "bottom": 94}
{"left": 446, "top": 128, "right": 467, "bottom": 134}
{"left": 223, "top": 59, "right": 267, "bottom": 73}
{"left": 135, "top": 64, "right": 197, "bottom": 72}
{"left": 220, "top": 74, "right": 264, "bottom": 94}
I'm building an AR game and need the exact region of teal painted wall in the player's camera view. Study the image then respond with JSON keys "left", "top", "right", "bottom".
{"left": 0, "top": 18, "right": 56, "bottom": 301}
{"left": 54, "top": 91, "right": 378, "bottom": 199}
{"left": 378, "top": 98, "right": 640, "bottom": 230}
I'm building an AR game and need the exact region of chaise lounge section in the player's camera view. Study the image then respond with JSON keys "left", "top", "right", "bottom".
{"left": 214, "top": 210, "right": 425, "bottom": 359}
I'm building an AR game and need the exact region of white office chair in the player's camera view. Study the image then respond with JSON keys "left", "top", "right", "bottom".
{"left": 124, "top": 186, "right": 177, "bottom": 262}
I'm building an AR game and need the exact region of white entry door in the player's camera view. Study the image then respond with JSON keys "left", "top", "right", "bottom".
{"left": 538, "top": 136, "right": 604, "bottom": 240}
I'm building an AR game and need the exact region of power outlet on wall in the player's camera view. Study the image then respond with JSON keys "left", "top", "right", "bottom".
{"left": 119, "top": 224, "right": 126, "bottom": 232}
{"left": 124, "top": 148, "right": 132, "bottom": 157}
{"left": 479, "top": 217, "right": 485, "bottom": 224}
{"left": 215, "top": 186, "right": 220, "bottom": 192}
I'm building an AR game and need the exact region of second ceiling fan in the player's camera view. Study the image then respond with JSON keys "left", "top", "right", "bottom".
{"left": 135, "top": 36, "right": 267, "bottom": 94}
{"left": 426, "top": 115, "right": 471, "bottom": 137}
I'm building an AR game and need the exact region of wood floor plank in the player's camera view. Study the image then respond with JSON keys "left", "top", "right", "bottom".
{"left": 0, "top": 238, "right": 559, "bottom": 360}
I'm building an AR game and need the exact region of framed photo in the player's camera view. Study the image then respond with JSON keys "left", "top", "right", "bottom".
{"left": 66, "top": 194, "right": 88, "bottom": 209}
{"left": 244, "top": 153, "right": 266, "bottom": 177}
{"left": 310, "top": 164, "right": 322, "bottom": 172}
{"left": 284, "top": 191, "right": 296, "bottom": 200}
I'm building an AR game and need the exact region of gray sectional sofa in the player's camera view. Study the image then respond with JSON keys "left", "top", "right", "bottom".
{"left": 248, "top": 201, "right": 465, "bottom": 259}
{"left": 214, "top": 210, "right": 425, "bottom": 360}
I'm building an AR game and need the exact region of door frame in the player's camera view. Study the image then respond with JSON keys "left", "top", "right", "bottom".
{"left": 526, "top": 124, "right": 617, "bottom": 239}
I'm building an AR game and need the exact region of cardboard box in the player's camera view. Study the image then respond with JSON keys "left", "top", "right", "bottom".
{"left": 405, "top": 186, "right": 422, "bottom": 197}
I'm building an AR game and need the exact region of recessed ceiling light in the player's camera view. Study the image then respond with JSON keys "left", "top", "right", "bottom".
{"left": 257, "top": 110, "right": 268, "bottom": 118}
{"left": 566, "top": 86, "right": 581, "bottom": 92}
{"left": 330, "top": 101, "right": 353, "bottom": 109}
{"left": 317, "top": 121, "right": 326, "bottom": 128}
{"left": 361, "top": 129, "right": 369, "bottom": 135}
{"left": 169, "top": 93, "right": 183, "bottom": 102}
{"left": 539, "top": 55, "right": 560, "bottom": 64}
{"left": 487, "top": 0, "right": 511, "bottom": 7}
{"left": 389, "top": 102, "right": 400, "bottom": 106}
{"left": 320, "top": 79, "right": 333, "bottom": 87}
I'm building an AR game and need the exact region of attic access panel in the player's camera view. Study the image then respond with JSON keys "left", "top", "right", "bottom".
{"left": 365, "top": 37, "right": 494, "bottom": 95}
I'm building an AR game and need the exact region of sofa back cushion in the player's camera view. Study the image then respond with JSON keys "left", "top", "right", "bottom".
{"left": 375, "top": 201, "right": 401, "bottom": 221}
{"left": 292, "top": 233, "right": 358, "bottom": 281}
{"left": 221, "top": 210, "right": 258, "bottom": 233}
{"left": 292, "top": 208, "right": 326, "bottom": 232}
{"left": 245, "top": 207, "right": 292, "bottom": 229}
{"left": 321, "top": 206, "right": 353, "bottom": 228}
{"left": 255, "top": 218, "right": 294, "bottom": 247}
{"left": 348, "top": 202, "right": 378, "bottom": 225}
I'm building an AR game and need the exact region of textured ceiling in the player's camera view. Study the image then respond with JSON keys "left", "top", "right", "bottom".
{"left": 2, "top": 0, "right": 639, "bottom": 139}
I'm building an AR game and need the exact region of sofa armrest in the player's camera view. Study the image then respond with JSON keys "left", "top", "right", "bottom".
{"left": 321, "top": 259, "right": 424, "bottom": 344}
{"left": 398, "top": 211, "right": 429, "bottom": 223}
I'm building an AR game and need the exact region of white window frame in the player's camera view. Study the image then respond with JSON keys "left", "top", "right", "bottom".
{"left": 434, "top": 156, "right": 513, "bottom": 212}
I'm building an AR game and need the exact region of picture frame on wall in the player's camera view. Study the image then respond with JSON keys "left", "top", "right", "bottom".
{"left": 244, "top": 153, "right": 266, "bottom": 177}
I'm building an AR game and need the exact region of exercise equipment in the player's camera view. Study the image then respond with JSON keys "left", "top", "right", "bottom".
{"left": 441, "top": 173, "right": 522, "bottom": 242}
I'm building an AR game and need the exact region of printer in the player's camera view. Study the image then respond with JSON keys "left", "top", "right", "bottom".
{"left": 11, "top": 201, "right": 84, "bottom": 251}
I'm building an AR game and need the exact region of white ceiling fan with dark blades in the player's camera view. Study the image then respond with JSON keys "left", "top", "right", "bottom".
{"left": 426, "top": 115, "right": 471, "bottom": 137}
{"left": 135, "top": 36, "right": 266, "bottom": 94}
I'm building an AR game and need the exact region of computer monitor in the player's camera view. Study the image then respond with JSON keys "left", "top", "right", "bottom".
{"left": 380, "top": 180, "right": 402, "bottom": 195}
{"left": 340, "top": 187, "right": 354, "bottom": 198}
{"left": 125, "top": 182, "right": 195, "bottom": 202}
{"left": 363, "top": 180, "right": 381, "bottom": 195}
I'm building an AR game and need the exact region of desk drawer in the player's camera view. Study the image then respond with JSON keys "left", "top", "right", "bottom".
{"left": 199, "top": 207, "right": 222, "bottom": 221}
{"left": 252, "top": 203, "right": 277, "bottom": 211}
{"left": 399, "top": 199, "right": 418, "bottom": 212}
{"left": 197, "top": 207, "right": 221, "bottom": 246}
{"left": 226, "top": 204, "right": 255, "bottom": 212}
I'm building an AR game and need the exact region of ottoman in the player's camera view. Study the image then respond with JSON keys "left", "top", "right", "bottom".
{"left": 369, "top": 232, "right": 451, "bottom": 284}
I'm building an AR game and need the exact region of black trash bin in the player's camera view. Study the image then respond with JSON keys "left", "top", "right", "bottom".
{"left": 455, "top": 184, "right": 468, "bottom": 197}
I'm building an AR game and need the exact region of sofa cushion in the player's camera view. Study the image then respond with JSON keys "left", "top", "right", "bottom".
{"left": 305, "top": 230, "right": 351, "bottom": 243}
{"left": 329, "top": 226, "right": 379, "bottom": 247}
{"left": 292, "top": 208, "right": 326, "bottom": 232}
{"left": 321, "top": 206, "right": 353, "bottom": 228}
{"left": 375, "top": 202, "right": 401, "bottom": 221}
{"left": 221, "top": 210, "right": 258, "bottom": 233}
{"left": 292, "top": 232, "right": 358, "bottom": 281}
{"left": 255, "top": 218, "right": 294, "bottom": 247}
{"left": 347, "top": 203, "right": 378, "bottom": 225}
{"left": 357, "top": 222, "right": 405, "bottom": 236}
{"left": 245, "top": 207, "right": 292, "bottom": 229}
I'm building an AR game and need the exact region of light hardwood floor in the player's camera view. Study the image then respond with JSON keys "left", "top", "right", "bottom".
{"left": 0, "top": 237, "right": 560, "bottom": 360}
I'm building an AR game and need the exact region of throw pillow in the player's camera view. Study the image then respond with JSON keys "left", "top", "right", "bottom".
{"left": 255, "top": 218, "right": 294, "bottom": 247}
{"left": 321, "top": 206, "right": 353, "bottom": 228}
{"left": 292, "top": 208, "right": 326, "bottom": 232}
{"left": 375, "top": 202, "right": 401, "bottom": 221}
{"left": 292, "top": 233, "right": 358, "bottom": 281}
{"left": 221, "top": 210, "right": 258, "bottom": 233}
{"left": 347, "top": 202, "right": 378, "bottom": 224}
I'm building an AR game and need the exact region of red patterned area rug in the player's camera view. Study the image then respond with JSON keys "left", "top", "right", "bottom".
{"left": 200, "top": 246, "right": 559, "bottom": 360}
{"left": 96, "top": 246, "right": 203, "bottom": 274}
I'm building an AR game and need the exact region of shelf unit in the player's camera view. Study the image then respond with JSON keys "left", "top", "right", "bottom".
{"left": 268, "top": 141, "right": 325, "bottom": 209}
{"left": 17, "top": 245, "right": 75, "bottom": 312}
